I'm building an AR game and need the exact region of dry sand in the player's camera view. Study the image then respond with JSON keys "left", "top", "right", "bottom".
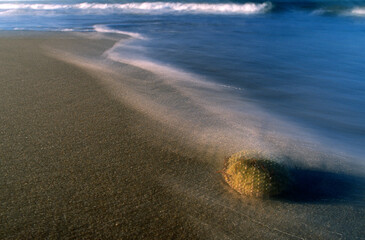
{"left": 0, "top": 32, "right": 364, "bottom": 239}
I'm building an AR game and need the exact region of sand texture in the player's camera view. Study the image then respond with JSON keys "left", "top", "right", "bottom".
{"left": 0, "top": 32, "right": 364, "bottom": 239}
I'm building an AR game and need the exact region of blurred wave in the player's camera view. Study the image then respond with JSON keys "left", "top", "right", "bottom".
{"left": 0, "top": 2, "right": 272, "bottom": 15}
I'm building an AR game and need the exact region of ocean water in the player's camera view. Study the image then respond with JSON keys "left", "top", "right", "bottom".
{"left": 1, "top": 1, "right": 365, "bottom": 238}
{"left": 1, "top": 0, "right": 364, "bottom": 172}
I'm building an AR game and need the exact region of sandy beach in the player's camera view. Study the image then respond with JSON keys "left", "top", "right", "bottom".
{"left": 0, "top": 32, "right": 364, "bottom": 239}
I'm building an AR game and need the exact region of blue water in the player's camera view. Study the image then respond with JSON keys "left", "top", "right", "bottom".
{"left": 1, "top": 0, "right": 365, "bottom": 166}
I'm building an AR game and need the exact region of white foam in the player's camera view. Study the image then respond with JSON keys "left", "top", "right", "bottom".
{"left": 0, "top": 2, "right": 272, "bottom": 15}
{"left": 0, "top": 3, "right": 69, "bottom": 10}
{"left": 60, "top": 28, "right": 74, "bottom": 32}
{"left": 93, "top": 25, "right": 145, "bottom": 40}
{"left": 218, "top": 84, "right": 245, "bottom": 91}
{"left": 350, "top": 7, "right": 365, "bottom": 16}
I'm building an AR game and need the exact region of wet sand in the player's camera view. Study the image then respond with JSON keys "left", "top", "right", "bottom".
{"left": 0, "top": 32, "right": 364, "bottom": 239}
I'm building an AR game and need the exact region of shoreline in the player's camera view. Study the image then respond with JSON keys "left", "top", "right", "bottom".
{"left": 0, "top": 31, "right": 364, "bottom": 239}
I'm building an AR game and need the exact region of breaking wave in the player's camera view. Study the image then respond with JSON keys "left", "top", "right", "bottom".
{"left": 0, "top": 2, "right": 272, "bottom": 15}
{"left": 313, "top": 6, "right": 365, "bottom": 17}
{"left": 349, "top": 7, "right": 365, "bottom": 16}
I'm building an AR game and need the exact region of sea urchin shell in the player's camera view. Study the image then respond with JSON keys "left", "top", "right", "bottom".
{"left": 223, "top": 151, "right": 291, "bottom": 198}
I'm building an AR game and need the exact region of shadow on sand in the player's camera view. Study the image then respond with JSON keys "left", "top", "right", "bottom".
{"left": 277, "top": 168, "right": 365, "bottom": 204}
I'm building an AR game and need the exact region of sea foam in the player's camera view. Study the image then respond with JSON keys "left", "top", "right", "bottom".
{"left": 0, "top": 2, "right": 272, "bottom": 15}
{"left": 93, "top": 25, "right": 145, "bottom": 39}
{"left": 350, "top": 7, "right": 365, "bottom": 16}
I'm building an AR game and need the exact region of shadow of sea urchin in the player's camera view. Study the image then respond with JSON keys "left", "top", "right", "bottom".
{"left": 222, "top": 151, "right": 291, "bottom": 198}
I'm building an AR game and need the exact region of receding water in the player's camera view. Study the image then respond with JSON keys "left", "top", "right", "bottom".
{"left": 1, "top": 0, "right": 364, "bottom": 169}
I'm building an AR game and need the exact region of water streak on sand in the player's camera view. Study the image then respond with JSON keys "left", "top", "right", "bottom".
{"left": 44, "top": 32, "right": 364, "bottom": 175}
{"left": 93, "top": 25, "right": 145, "bottom": 40}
